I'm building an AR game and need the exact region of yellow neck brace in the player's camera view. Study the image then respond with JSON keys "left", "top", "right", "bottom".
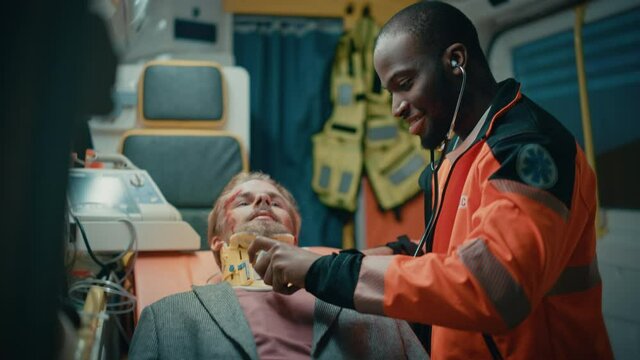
{"left": 220, "top": 232, "right": 294, "bottom": 290}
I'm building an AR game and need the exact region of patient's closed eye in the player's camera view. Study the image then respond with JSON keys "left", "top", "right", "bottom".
{"left": 398, "top": 78, "right": 413, "bottom": 91}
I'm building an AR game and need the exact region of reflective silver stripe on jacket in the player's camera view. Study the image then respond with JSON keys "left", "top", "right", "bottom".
{"left": 458, "top": 239, "right": 531, "bottom": 329}
{"left": 353, "top": 255, "right": 392, "bottom": 315}
{"left": 490, "top": 179, "right": 569, "bottom": 221}
{"left": 547, "top": 257, "right": 601, "bottom": 296}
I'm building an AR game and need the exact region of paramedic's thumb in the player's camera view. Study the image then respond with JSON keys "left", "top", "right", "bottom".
{"left": 248, "top": 236, "right": 278, "bottom": 264}
{"left": 249, "top": 236, "right": 321, "bottom": 292}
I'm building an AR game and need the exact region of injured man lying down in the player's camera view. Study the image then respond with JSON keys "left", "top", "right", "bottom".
{"left": 129, "top": 172, "right": 426, "bottom": 359}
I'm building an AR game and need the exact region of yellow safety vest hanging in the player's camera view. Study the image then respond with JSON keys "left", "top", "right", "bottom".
{"left": 311, "top": 33, "right": 366, "bottom": 212}
{"left": 312, "top": 15, "right": 430, "bottom": 212}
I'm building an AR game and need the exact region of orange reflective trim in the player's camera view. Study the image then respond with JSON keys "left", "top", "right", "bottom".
{"left": 547, "top": 257, "right": 601, "bottom": 296}
{"left": 354, "top": 255, "right": 392, "bottom": 315}
{"left": 490, "top": 179, "right": 570, "bottom": 221}
{"left": 458, "top": 239, "right": 531, "bottom": 329}
{"left": 485, "top": 87, "right": 523, "bottom": 137}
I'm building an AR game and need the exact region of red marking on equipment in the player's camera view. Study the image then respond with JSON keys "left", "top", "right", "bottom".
{"left": 71, "top": 269, "right": 93, "bottom": 278}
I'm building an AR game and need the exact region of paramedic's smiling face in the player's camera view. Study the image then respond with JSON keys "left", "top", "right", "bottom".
{"left": 222, "top": 179, "right": 295, "bottom": 240}
{"left": 374, "top": 32, "right": 456, "bottom": 149}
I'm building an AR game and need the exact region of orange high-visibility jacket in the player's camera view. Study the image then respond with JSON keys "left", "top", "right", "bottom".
{"left": 307, "top": 79, "right": 613, "bottom": 359}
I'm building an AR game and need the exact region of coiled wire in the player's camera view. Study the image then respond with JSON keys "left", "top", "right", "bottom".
{"left": 68, "top": 217, "right": 138, "bottom": 316}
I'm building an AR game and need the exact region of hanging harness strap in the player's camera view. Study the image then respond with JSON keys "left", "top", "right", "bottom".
{"left": 358, "top": 16, "right": 429, "bottom": 210}
{"left": 364, "top": 115, "right": 428, "bottom": 210}
{"left": 312, "top": 15, "right": 430, "bottom": 212}
{"left": 312, "top": 35, "right": 366, "bottom": 211}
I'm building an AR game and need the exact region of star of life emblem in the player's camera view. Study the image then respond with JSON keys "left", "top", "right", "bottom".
{"left": 516, "top": 144, "right": 558, "bottom": 190}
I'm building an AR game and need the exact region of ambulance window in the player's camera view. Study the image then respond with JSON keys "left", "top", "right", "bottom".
{"left": 493, "top": 5, "right": 640, "bottom": 209}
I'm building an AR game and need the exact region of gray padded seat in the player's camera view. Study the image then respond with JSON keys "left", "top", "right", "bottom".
{"left": 143, "top": 65, "right": 223, "bottom": 122}
{"left": 139, "top": 60, "right": 227, "bottom": 129}
{"left": 121, "top": 131, "right": 246, "bottom": 249}
{"left": 121, "top": 60, "right": 246, "bottom": 249}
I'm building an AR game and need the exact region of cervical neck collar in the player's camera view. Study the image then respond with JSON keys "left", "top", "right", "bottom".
{"left": 220, "top": 232, "right": 295, "bottom": 290}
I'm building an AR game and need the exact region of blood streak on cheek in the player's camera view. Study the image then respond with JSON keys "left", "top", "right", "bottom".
{"left": 221, "top": 190, "right": 242, "bottom": 232}
{"left": 225, "top": 213, "right": 237, "bottom": 233}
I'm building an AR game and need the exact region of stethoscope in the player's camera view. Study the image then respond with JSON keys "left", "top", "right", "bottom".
{"left": 407, "top": 62, "right": 505, "bottom": 360}
{"left": 413, "top": 61, "right": 467, "bottom": 257}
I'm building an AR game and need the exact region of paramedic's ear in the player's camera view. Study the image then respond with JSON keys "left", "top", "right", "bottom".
{"left": 443, "top": 42, "right": 466, "bottom": 76}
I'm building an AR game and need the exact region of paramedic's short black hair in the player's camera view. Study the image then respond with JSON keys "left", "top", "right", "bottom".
{"left": 376, "top": 1, "right": 486, "bottom": 62}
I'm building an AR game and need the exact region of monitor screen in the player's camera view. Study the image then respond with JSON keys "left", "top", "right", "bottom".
{"left": 68, "top": 171, "right": 140, "bottom": 218}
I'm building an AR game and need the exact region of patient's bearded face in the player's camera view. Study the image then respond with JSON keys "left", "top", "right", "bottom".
{"left": 221, "top": 179, "right": 295, "bottom": 241}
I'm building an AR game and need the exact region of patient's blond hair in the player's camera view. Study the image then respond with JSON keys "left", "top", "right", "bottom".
{"left": 207, "top": 172, "right": 301, "bottom": 244}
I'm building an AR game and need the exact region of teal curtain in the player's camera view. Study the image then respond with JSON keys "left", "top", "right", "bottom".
{"left": 234, "top": 16, "right": 347, "bottom": 247}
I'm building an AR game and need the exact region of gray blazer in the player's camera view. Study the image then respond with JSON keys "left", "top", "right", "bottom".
{"left": 130, "top": 282, "right": 427, "bottom": 359}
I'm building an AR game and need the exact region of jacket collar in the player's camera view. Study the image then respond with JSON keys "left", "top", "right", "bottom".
{"left": 481, "top": 78, "right": 522, "bottom": 140}
{"left": 451, "top": 78, "right": 522, "bottom": 153}
{"left": 193, "top": 283, "right": 259, "bottom": 359}
{"left": 418, "top": 78, "right": 521, "bottom": 191}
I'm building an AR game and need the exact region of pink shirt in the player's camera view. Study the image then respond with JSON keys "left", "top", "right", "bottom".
{"left": 234, "top": 288, "right": 315, "bottom": 359}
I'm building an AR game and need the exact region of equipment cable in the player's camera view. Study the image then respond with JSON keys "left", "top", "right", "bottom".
{"left": 68, "top": 213, "right": 139, "bottom": 335}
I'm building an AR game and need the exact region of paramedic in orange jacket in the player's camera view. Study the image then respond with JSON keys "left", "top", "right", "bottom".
{"left": 249, "top": 2, "right": 613, "bottom": 359}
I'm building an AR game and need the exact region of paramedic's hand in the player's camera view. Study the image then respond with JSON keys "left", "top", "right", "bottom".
{"left": 249, "top": 236, "right": 321, "bottom": 295}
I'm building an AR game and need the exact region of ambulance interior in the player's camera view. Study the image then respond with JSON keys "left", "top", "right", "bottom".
{"left": 4, "top": 0, "right": 640, "bottom": 358}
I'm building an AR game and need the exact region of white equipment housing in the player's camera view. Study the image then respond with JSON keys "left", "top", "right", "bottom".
{"left": 68, "top": 168, "right": 200, "bottom": 252}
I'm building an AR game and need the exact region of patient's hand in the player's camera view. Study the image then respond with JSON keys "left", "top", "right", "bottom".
{"left": 249, "top": 236, "right": 321, "bottom": 295}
